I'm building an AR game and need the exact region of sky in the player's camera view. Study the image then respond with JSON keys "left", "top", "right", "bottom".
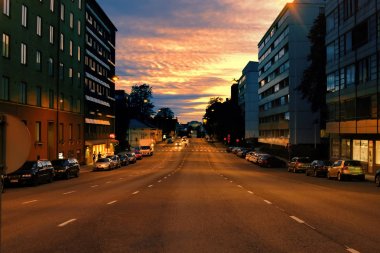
{"left": 97, "top": 0, "right": 292, "bottom": 123}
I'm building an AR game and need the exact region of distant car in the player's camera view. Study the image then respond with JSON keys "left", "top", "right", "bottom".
{"left": 6, "top": 160, "right": 55, "bottom": 186}
{"left": 288, "top": 157, "right": 312, "bottom": 173}
{"left": 375, "top": 169, "right": 380, "bottom": 187}
{"left": 249, "top": 152, "right": 267, "bottom": 164}
{"left": 51, "top": 158, "right": 80, "bottom": 179}
{"left": 126, "top": 152, "right": 137, "bottom": 164}
{"left": 94, "top": 158, "right": 114, "bottom": 171}
{"left": 106, "top": 155, "right": 121, "bottom": 168}
{"left": 327, "top": 160, "right": 365, "bottom": 181}
{"left": 257, "top": 155, "right": 286, "bottom": 168}
{"left": 140, "top": 145, "right": 153, "bottom": 156}
{"left": 306, "top": 160, "right": 332, "bottom": 177}
{"left": 118, "top": 153, "right": 129, "bottom": 166}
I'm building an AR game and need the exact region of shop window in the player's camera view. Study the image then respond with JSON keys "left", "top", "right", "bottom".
{"left": 353, "top": 140, "right": 368, "bottom": 162}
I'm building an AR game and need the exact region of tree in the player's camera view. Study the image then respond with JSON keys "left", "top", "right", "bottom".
{"left": 128, "top": 84, "right": 154, "bottom": 120}
{"left": 297, "top": 13, "right": 326, "bottom": 127}
{"left": 154, "top": 107, "right": 174, "bottom": 119}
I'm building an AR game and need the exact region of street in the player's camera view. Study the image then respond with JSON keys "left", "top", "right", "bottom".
{"left": 1, "top": 138, "right": 380, "bottom": 253}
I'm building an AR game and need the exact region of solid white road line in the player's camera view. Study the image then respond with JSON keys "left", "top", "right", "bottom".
{"left": 58, "top": 219, "right": 77, "bottom": 227}
{"left": 346, "top": 247, "right": 361, "bottom": 253}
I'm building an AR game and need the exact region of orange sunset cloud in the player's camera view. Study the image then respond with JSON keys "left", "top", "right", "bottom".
{"left": 97, "top": 0, "right": 292, "bottom": 122}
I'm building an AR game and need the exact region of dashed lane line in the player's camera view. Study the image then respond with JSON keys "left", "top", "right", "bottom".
{"left": 132, "top": 191, "right": 139, "bottom": 195}
{"left": 290, "top": 216, "right": 305, "bottom": 224}
{"left": 107, "top": 200, "right": 117, "bottom": 205}
{"left": 58, "top": 219, "right": 77, "bottom": 227}
{"left": 63, "top": 191, "right": 76, "bottom": 195}
{"left": 91, "top": 185, "right": 99, "bottom": 188}
{"left": 247, "top": 191, "right": 254, "bottom": 194}
{"left": 22, "top": 200, "right": 38, "bottom": 204}
{"left": 148, "top": 184, "right": 154, "bottom": 188}
{"left": 263, "top": 200, "right": 272, "bottom": 205}
{"left": 346, "top": 247, "right": 361, "bottom": 253}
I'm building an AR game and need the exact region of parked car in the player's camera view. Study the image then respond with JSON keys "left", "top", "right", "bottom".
{"left": 306, "top": 160, "right": 332, "bottom": 177}
{"left": 327, "top": 160, "right": 365, "bottom": 181}
{"left": 93, "top": 158, "right": 115, "bottom": 171}
{"left": 287, "top": 157, "right": 312, "bottom": 173}
{"left": 257, "top": 155, "right": 287, "bottom": 168}
{"left": 245, "top": 151, "right": 255, "bottom": 161}
{"left": 51, "top": 158, "right": 80, "bottom": 179}
{"left": 375, "top": 169, "right": 380, "bottom": 186}
{"left": 6, "top": 160, "right": 55, "bottom": 186}
{"left": 106, "top": 155, "right": 121, "bottom": 168}
{"left": 250, "top": 152, "right": 267, "bottom": 164}
{"left": 134, "top": 150, "right": 143, "bottom": 160}
{"left": 126, "top": 152, "right": 137, "bottom": 164}
{"left": 118, "top": 153, "right": 130, "bottom": 166}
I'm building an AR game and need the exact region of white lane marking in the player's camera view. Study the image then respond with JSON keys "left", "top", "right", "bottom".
{"left": 264, "top": 200, "right": 272, "bottom": 205}
{"left": 304, "top": 223, "right": 316, "bottom": 230}
{"left": 148, "top": 184, "right": 154, "bottom": 188}
{"left": 119, "top": 177, "right": 124, "bottom": 180}
{"left": 132, "top": 191, "right": 139, "bottom": 195}
{"left": 247, "top": 191, "right": 254, "bottom": 194}
{"left": 290, "top": 216, "right": 305, "bottom": 224}
{"left": 106, "top": 181, "right": 112, "bottom": 184}
{"left": 107, "top": 200, "right": 117, "bottom": 205}
{"left": 346, "top": 247, "right": 361, "bottom": 253}
{"left": 164, "top": 177, "right": 167, "bottom": 179}
{"left": 22, "top": 200, "right": 38, "bottom": 204}
{"left": 158, "top": 180, "right": 162, "bottom": 183}
{"left": 63, "top": 191, "right": 76, "bottom": 195}
{"left": 58, "top": 219, "right": 77, "bottom": 227}
{"left": 230, "top": 181, "right": 233, "bottom": 183}
{"left": 237, "top": 185, "right": 243, "bottom": 188}
{"left": 91, "top": 185, "right": 99, "bottom": 188}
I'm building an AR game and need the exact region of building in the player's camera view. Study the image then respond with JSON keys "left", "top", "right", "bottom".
{"left": 237, "top": 61, "right": 259, "bottom": 142}
{"left": 257, "top": 0, "right": 325, "bottom": 150}
{"left": 83, "top": 0, "right": 117, "bottom": 164}
{"left": 325, "top": 0, "right": 380, "bottom": 174}
{"left": 127, "top": 119, "right": 162, "bottom": 148}
{"left": 0, "top": 0, "right": 85, "bottom": 163}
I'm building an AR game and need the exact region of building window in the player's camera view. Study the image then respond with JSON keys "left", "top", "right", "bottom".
{"left": 77, "top": 46, "right": 81, "bottom": 61}
{"left": 3, "top": 0, "right": 10, "bottom": 16}
{"left": 36, "top": 50, "right": 42, "bottom": 71}
{"left": 49, "top": 89, "right": 54, "bottom": 109}
{"left": 60, "top": 3, "right": 64, "bottom": 21}
{"left": 50, "top": 0, "right": 54, "bottom": 12}
{"left": 36, "top": 16, "right": 42, "bottom": 36}
{"left": 341, "top": 139, "right": 351, "bottom": 159}
{"left": 76, "top": 98, "right": 81, "bottom": 113}
{"left": 36, "top": 86, "right": 42, "bottom": 106}
{"left": 19, "top": 82, "right": 27, "bottom": 104}
{"left": 68, "top": 67, "right": 73, "bottom": 78}
{"left": 77, "top": 20, "right": 81, "bottom": 35}
{"left": 35, "top": 122, "right": 42, "bottom": 142}
{"left": 59, "top": 123, "right": 64, "bottom": 143}
{"left": 20, "top": 43, "right": 27, "bottom": 65}
{"left": 345, "top": 64, "right": 355, "bottom": 87}
{"left": 326, "top": 73, "right": 335, "bottom": 92}
{"left": 376, "top": 141, "right": 380, "bottom": 165}
{"left": 2, "top": 33, "right": 10, "bottom": 58}
{"left": 0, "top": 76, "right": 9, "bottom": 100}
{"left": 60, "top": 33, "right": 64, "bottom": 51}
{"left": 78, "top": 0, "right": 82, "bottom": 10}
{"left": 59, "top": 63, "right": 64, "bottom": 80}
{"left": 352, "top": 21, "right": 369, "bottom": 49}
{"left": 353, "top": 140, "right": 368, "bottom": 162}
{"left": 49, "top": 26, "right": 54, "bottom": 44}
{"left": 48, "top": 58, "right": 54, "bottom": 76}
{"left": 69, "top": 40, "right": 73, "bottom": 56}
{"left": 70, "top": 13, "right": 74, "bottom": 28}
{"left": 343, "top": 0, "right": 356, "bottom": 19}
{"left": 21, "top": 5, "right": 27, "bottom": 27}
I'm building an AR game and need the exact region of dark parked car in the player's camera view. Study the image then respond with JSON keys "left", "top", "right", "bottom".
{"left": 257, "top": 155, "right": 286, "bottom": 168}
{"left": 126, "top": 152, "right": 137, "bottom": 164}
{"left": 6, "top": 160, "right": 55, "bottom": 186}
{"left": 306, "top": 160, "right": 332, "bottom": 177}
{"left": 288, "top": 157, "right": 312, "bottom": 173}
{"left": 51, "top": 158, "right": 80, "bottom": 179}
{"left": 118, "top": 154, "right": 130, "bottom": 166}
{"left": 375, "top": 169, "right": 380, "bottom": 187}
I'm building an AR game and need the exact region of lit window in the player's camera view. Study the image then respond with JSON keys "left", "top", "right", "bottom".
{"left": 69, "top": 40, "right": 73, "bottom": 56}
{"left": 48, "top": 58, "right": 54, "bottom": 76}
{"left": 2, "top": 33, "right": 10, "bottom": 58}
{"left": 70, "top": 13, "right": 74, "bottom": 28}
{"left": 3, "top": 0, "right": 10, "bottom": 16}
{"left": 60, "top": 33, "right": 64, "bottom": 51}
{"left": 78, "top": 0, "right": 82, "bottom": 9}
{"left": 20, "top": 43, "right": 27, "bottom": 65}
{"left": 77, "top": 46, "right": 81, "bottom": 61}
{"left": 21, "top": 5, "right": 28, "bottom": 27}
{"left": 49, "top": 26, "right": 54, "bottom": 44}
{"left": 50, "top": 0, "right": 54, "bottom": 12}
{"left": 36, "top": 16, "right": 42, "bottom": 36}
{"left": 77, "top": 20, "right": 81, "bottom": 35}
{"left": 60, "top": 3, "right": 64, "bottom": 21}
{"left": 36, "top": 50, "right": 42, "bottom": 71}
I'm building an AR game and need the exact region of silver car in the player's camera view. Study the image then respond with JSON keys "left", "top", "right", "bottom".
{"left": 93, "top": 158, "right": 115, "bottom": 171}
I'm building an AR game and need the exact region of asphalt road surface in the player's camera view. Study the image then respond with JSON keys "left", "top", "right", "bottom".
{"left": 1, "top": 138, "right": 380, "bottom": 253}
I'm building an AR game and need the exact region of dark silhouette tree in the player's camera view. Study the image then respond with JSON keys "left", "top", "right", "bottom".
{"left": 297, "top": 13, "right": 326, "bottom": 128}
{"left": 153, "top": 107, "right": 177, "bottom": 137}
{"left": 128, "top": 84, "right": 154, "bottom": 121}
{"left": 154, "top": 107, "right": 174, "bottom": 119}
